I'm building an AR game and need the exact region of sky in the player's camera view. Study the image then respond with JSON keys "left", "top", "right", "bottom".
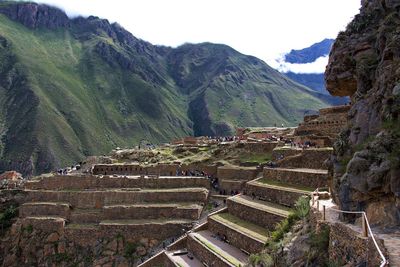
{"left": 32, "top": 0, "right": 361, "bottom": 73}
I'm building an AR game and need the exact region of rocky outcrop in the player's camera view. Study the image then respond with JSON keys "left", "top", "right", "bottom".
{"left": 326, "top": 0, "right": 400, "bottom": 226}
{"left": 0, "top": 2, "right": 69, "bottom": 29}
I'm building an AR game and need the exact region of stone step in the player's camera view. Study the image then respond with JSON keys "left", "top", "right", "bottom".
{"left": 227, "top": 195, "right": 290, "bottom": 229}
{"left": 165, "top": 250, "right": 204, "bottom": 267}
{"left": 245, "top": 178, "right": 312, "bottom": 207}
{"left": 188, "top": 230, "right": 248, "bottom": 267}
{"left": 209, "top": 213, "right": 268, "bottom": 254}
{"left": 19, "top": 202, "right": 71, "bottom": 218}
{"left": 102, "top": 203, "right": 203, "bottom": 220}
{"left": 24, "top": 188, "right": 208, "bottom": 208}
{"left": 263, "top": 167, "right": 328, "bottom": 189}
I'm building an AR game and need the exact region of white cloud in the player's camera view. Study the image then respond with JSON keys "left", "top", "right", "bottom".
{"left": 271, "top": 56, "right": 329, "bottom": 74}
{"left": 30, "top": 0, "right": 360, "bottom": 65}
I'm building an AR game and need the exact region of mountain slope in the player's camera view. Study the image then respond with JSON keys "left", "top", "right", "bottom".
{"left": 284, "top": 38, "right": 334, "bottom": 64}
{"left": 0, "top": 2, "right": 333, "bottom": 175}
{"left": 279, "top": 39, "right": 347, "bottom": 104}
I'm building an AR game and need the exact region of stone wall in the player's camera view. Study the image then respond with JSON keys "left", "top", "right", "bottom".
{"left": 4, "top": 217, "right": 186, "bottom": 267}
{"left": 19, "top": 203, "right": 71, "bottom": 218}
{"left": 187, "top": 234, "right": 230, "bottom": 267}
{"left": 328, "top": 222, "right": 386, "bottom": 266}
{"left": 236, "top": 141, "right": 278, "bottom": 153}
{"left": 276, "top": 149, "right": 332, "bottom": 169}
{"left": 217, "top": 166, "right": 259, "bottom": 181}
{"left": 245, "top": 180, "right": 309, "bottom": 207}
{"left": 25, "top": 175, "right": 210, "bottom": 190}
{"left": 219, "top": 179, "right": 246, "bottom": 193}
{"left": 92, "top": 163, "right": 218, "bottom": 177}
{"left": 227, "top": 197, "right": 284, "bottom": 230}
{"left": 263, "top": 168, "right": 328, "bottom": 188}
{"left": 103, "top": 204, "right": 201, "bottom": 221}
{"left": 208, "top": 215, "right": 263, "bottom": 254}
{"left": 24, "top": 189, "right": 209, "bottom": 209}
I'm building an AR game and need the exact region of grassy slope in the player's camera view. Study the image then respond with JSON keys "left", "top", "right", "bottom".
{"left": 0, "top": 15, "right": 191, "bottom": 172}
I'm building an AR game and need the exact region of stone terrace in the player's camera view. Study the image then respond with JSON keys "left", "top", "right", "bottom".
{"left": 18, "top": 174, "right": 210, "bottom": 255}
{"left": 140, "top": 149, "right": 331, "bottom": 267}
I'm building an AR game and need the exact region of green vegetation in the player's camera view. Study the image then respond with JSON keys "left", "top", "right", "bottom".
{"left": 193, "top": 234, "right": 243, "bottom": 267}
{"left": 0, "top": 205, "right": 17, "bottom": 230}
{"left": 257, "top": 178, "right": 314, "bottom": 192}
{"left": 22, "top": 224, "right": 33, "bottom": 234}
{"left": 49, "top": 253, "right": 73, "bottom": 264}
{"left": 124, "top": 242, "right": 140, "bottom": 259}
{"left": 212, "top": 213, "right": 269, "bottom": 241}
{"left": 238, "top": 153, "right": 272, "bottom": 164}
{"left": 268, "top": 196, "right": 310, "bottom": 243}
{"left": 248, "top": 253, "right": 274, "bottom": 267}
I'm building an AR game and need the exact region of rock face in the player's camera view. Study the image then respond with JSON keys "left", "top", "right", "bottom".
{"left": 0, "top": 2, "right": 69, "bottom": 29}
{"left": 326, "top": 0, "right": 400, "bottom": 226}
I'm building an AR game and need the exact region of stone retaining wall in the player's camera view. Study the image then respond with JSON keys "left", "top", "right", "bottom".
{"left": 227, "top": 198, "right": 284, "bottom": 230}
{"left": 245, "top": 180, "right": 309, "bottom": 207}
{"left": 24, "top": 189, "right": 209, "bottom": 209}
{"left": 219, "top": 179, "right": 246, "bottom": 193}
{"left": 187, "top": 235, "right": 229, "bottom": 267}
{"left": 208, "top": 216, "right": 263, "bottom": 254}
{"left": 263, "top": 168, "right": 328, "bottom": 188}
{"left": 277, "top": 149, "right": 332, "bottom": 169}
{"left": 103, "top": 205, "right": 201, "bottom": 220}
{"left": 92, "top": 163, "right": 218, "bottom": 177}
{"left": 217, "top": 166, "right": 259, "bottom": 181}
{"left": 25, "top": 175, "right": 210, "bottom": 190}
{"left": 19, "top": 203, "right": 71, "bottom": 218}
{"left": 328, "top": 222, "right": 386, "bottom": 266}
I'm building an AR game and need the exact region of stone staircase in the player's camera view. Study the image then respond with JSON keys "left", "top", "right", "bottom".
{"left": 140, "top": 149, "right": 330, "bottom": 266}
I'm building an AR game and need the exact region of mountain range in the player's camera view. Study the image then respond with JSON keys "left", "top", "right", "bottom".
{"left": 280, "top": 38, "right": 347, "bottom": 103}
{"left": 0, "top": 1, "right": 340, "bottom": 175}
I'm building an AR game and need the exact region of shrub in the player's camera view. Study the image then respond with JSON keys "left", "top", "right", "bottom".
{"left": 0, "top": 205, "right": 17, "bottom": 229}
{"left": 293, "top": 196, "right": 310, "bottom": 220}
{"left": 248, "top": 253, "right": 274, "bottom": 267}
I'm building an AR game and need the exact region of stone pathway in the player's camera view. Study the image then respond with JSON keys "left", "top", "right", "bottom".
{"left": 313, "top": 199, "right": 399, "bottom": 266}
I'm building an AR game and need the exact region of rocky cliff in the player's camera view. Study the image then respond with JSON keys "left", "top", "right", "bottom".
{"left": 326, "top": 0, "right": 400, "bottom": 226}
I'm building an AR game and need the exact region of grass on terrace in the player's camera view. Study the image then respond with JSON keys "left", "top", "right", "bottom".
{"left": 238, "top": 152, "right": 272, "bottom": 164}
{"left": 192, "top": 234, "right": 243, "bottom": 267}
{"left": 211, "top": 213, "right": 269, "bottom": 242}
{"left": 256, "top": 178, "right": 315, "bottom": 192}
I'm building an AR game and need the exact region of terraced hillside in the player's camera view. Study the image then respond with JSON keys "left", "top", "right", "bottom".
{"left": 0, "top": 2, "right": 336, "bottom": 176}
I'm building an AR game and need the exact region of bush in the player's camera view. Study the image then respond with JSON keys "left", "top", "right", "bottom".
{"left": 248, "top": 253, "right": 274, "bottom": 267}
{"left": 293, "top": 196, "right": 310, "bottom": 220}
{"left": 0, "top": 205, "right": 17, "bottom": 229}
{"left": 124, "top": 242, "right": 139, "bottom": 259}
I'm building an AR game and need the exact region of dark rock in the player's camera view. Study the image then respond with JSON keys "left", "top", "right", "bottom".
{"left": 0, "top": 3, "right": 69, "bottom": 29}
{"left": 326, "top": 0, "right": 400, "bottom": 226}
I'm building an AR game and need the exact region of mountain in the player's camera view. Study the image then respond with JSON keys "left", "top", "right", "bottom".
{"left": 284, "top": 38, "right": 334, "bottom": 64}
{"left": 281, "top": 39, "right": 335, "bottom": 94}
{"left": 0, "top": 2, "right": 335, "bottom": 176}
{"left": 279, "top": 39, "right": 348, "bottom": 104}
